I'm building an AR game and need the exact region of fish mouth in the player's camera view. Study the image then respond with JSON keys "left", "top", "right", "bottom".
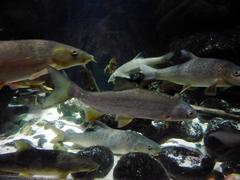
{"left": 85, "top": 55, "right": 96, "bottom": 63}
{"left": 151, "top": 152, "right": 160, "bottom": 157}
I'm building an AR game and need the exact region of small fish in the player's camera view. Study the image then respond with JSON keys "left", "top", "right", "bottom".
{"left": 140, "top": 50, "right": 240, "bottom": 95}
{"left": 0, "top": 139, "right": 99, "bottom": 179}
{"left": 0, "top": 40, "right": 95, "bottom": 89}
{"left": 108, "top": 52, "right": 174, "bottom": 83}
{"left": 43, "top": 66, "right": 197, "bottom": 127}
{"left": 104, "top": 57, "right": 118, "bottom": 76}
{"left": 40, "top": 121, "right": 161, "bottom": 156}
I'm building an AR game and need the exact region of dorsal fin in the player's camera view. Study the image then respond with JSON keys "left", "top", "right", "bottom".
{"left": 133, "top": 52, "right": 144, "bottom": 60}
{"left": 15, "top": 139, "right": 34, "bottom": 152}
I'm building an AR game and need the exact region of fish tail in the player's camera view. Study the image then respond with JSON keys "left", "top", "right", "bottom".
{"left": 140, "top": 64, "right": 157, "bottom": 80}
{"left": 162, "top": 52, "right": 174, "bottom": 61}
{"left": 42, "top": 66, "right": 83, "bottom": 108}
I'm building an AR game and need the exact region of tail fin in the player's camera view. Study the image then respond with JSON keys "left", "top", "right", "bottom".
{"left": 42, "top": 66, "right": 74, "bottom": 108}
{"left": 163, "top": 52, "right": 174, "bottom": 61}
{"left": 140, "top": 64, "right": 157, "bottom": 80}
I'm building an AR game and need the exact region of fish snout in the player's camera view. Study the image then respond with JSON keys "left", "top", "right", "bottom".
{"left": 81, "top": 53, "right": 96, "bottom": 64}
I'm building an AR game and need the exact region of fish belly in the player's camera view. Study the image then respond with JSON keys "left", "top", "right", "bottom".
{"left": 0, "top": 59, "right": 48, "bottom": 83}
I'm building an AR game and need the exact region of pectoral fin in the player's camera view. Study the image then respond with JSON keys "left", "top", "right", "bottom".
{"left": 15, "top": 140, "right": 34, "bottom": 152}
{"left": 30, "top": 68, "right": 48, "bottom": 80}
{"left": 180, "top": 85, "right": 191, "bottom": 94}
{"left": 84, "top": 107, "right": 103, "bottom": 122}
{"left": 116, "top": 116, "right": 134, "bottom": 128}
{"left": 205, "top": 83, "right": 218, "bottom": 96}
{"left": 140, "top": 64, "right": 157, "bottom": 80}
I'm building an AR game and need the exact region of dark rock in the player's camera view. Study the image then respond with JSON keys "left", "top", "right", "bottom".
{"left": 123, "top": 119, "right": 203, "bottom": 144}
{"left": 204, "top": 119, "right": 240, "bottom": 162}
{"left": 204, "top": 131, "right": 240, "bottom": 162}
{"left": 205, "top": 118, "right": 239, "bottom": 135}
{"left": 113, "top": 152, "right": 169, "bottom": 180}
{"left": 72, "top": 146, "right": 114, "bottom": 179}
{"left": 221, "top": 162, "right": 240, "bottom": 175}
{"left": 156, "top": 146, "right": 215, "bottom": 180}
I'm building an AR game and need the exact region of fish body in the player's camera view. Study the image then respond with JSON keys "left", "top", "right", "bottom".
{"left": 80, "top": 88, "right": 195, "bottom": 122}
{"left": 140, "top": 50, "right": 240, "bottom": 95}
{"left": 44, "top": 121, "right": 161, "bottom": 156}
{"left": 0, "top": 40, "right": 94, "bottom": 89}
{"left": 0, "top": 140, "right": 99, "bottom": 178}
{"left": 43, "top": 67, "right": 197, "bottom": 123}
{"left": 108, "top": 52, "right": 174, "bottom": 83}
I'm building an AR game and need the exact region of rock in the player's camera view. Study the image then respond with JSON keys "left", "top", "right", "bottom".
{"left": 156, "top": 146, "right": 215, "bottom": 180}
{"left": 204, "top": 130, "right": 240, "bottom": 162}
{"left": 113, "top": 152, "right": 168, "bottom": 180}
{"left": 57, "top": 98, "right": 85, "bottom": 124}
{"left": 71, "top": 146, "right": 114, "bottom": 179}
{"left": 204, "top": 118, "right": 240, "bottom": 162}
{"left": 205, "top": 118, "right": 240, "bottom": 135}
{"left": 221, "top": 162, "right": 240, "bottom": 175}
{"left": 123, "top": 119, "right": 203, "bottom": 144}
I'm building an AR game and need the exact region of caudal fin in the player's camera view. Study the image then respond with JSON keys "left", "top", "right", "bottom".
{"left": 162, "top": 52, "right": 174, "bottom": 61}
{"left": 140, "top": 64, "right": 157, "bottom": 80}
{"left": 42, "top": 66, "right": 74, "bottom": 108}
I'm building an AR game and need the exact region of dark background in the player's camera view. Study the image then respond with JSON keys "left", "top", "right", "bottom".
{"left": 0, "top": 0, "right": 240, "bottom": 90}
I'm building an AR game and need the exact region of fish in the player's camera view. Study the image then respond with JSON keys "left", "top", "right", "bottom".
{"left": 140, "top": 50, "right": 240, "bottom": 95}
{"left": 0, "top": 39, "right": 95, "bottom": 89}
{"left": 42, "top": 66, "right": 197, "bottom": 127}
{"left": 108, "top": 52, "right": 174, "bottom": 83}
{"left": 39, "top": 121, "right": 162, "bottom": 156}
{"left": 104, "top": 57, "right": 118, "bottom": 76}
{"left": 0, "top": 139, "right": 99, "bottom": 179}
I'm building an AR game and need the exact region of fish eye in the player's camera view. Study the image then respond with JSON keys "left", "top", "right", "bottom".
{"left": 187, "top": 111, "right": 195, "bottom": 118}
{"left": 147, "top": 145, "right": 153, "bottom": 151}
{"left": 71, "top": 50, "right": 78, "bottom": 57}
{"left": 233, "top": 71, "right": 240, "bottom": 77}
